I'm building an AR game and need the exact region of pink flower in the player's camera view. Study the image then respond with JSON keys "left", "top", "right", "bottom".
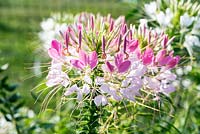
{"left": 106, "top": 53, "right": 131, "bottom": 73}
{"left": 70, "top": 50, "right": 98, "bottom": 70}
{"left": 48, "top": 40, "right": 63, "bottom": 60}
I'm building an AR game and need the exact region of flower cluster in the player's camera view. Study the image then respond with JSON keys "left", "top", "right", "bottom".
{"left": 143, "top": 0, "right": 200, "bottom": 60}
{"left": 46, "top": 13, "right": 180, "bottom": 106}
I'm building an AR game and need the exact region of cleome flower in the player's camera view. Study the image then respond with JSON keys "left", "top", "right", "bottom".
{"left": 45, "top": 12, "right": 180, "bottom": 107}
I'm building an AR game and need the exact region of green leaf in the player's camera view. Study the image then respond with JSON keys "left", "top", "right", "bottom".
{"left": 8, "top": 93, "right": 21, "bottom": 103}
{"left": 5, "top": 84, "right": 18, "bottom": 92}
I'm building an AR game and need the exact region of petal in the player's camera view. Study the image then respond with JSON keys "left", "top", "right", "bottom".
{"left": 64, "top": 84, "right": 78, "bottom": 96}
{"left": 128, "top": 40, "right": 139, "bottom": 52}
{"left": 94, "top": 95, "right": 108, "bottom": 106}
{"left": 88, "top": 51, "right": 98, "bottom": 70}
{"left": 77, "top": 91, "right": 83, "bottom": 101}
{"left": 156, "top": 49, "right": 166, "bottom": 63}
{"left": 161, "top": 84, "right": 176, "bottom": 94}
{"left": 166, "top": 56, "right": 180, "bottom": 69}
{"left": 106, "top": 61, "right": 115, "bottom": 72}
{"left": 159, "top": 56, "right": 172, "bottom": 66}
{"left": 82, "top": 84, "right": 90, "bottom": 95}
{"left": 48, "top": 48, "right": 60, "bottom": 60}
{"left": 142, "top": 48, "right": 154, "bottom": 65}
{"left": 70, "top": 59, "right": 84, "bottom": 70}
{"left": 84, "top": 75, "right": 92, "bottom": 85}
{"left": 115, "top": 53, "right": 124, "bottom": 67}
{"left": 51, "top": 40, "right": 62, "bottom": 56}
{"left": 118, "top": 60, "right": 131, "bottom": 73}
{"left": 95, "top": 77, "right": 105, "bottom": 85}
{"left": 79, "top": 50, "right": 88, "bottom": 66}
{"left": 100, "top": 84, "right": 110, "bottom": 93}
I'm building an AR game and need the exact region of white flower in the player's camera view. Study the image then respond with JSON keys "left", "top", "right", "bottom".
{"left": 182, "top": 79, "right": 192, "bottom": 88}
{"left": 185, "top": 35, "right": 200, "bottom": 47}
{"left": 139, "top": 19, "right": 148, "bottom": 27}
{"left": 40, "top": 18, "right": 55, "bottom": 31}
{"left": 156, "top": 8, "right": 173, "bottom": 27}
{"left": 176, "top": 68, "right": 184, "bottom": 76}
{"left": 193, "top": 17, "right": 200, "bottom": 29}
{"left": 180, "top": 13, "right": 194, "bottom": 28}
{"left": 183, "top": 65, "right": 192, "bottom": 75}
{"left": 94, "top": 95, "right": 108, "bottom": 106}
{"left": 144, "top": 2, "right": 157, "bottom": 19}
{"left": 183, "top": 35, "right": 200, "bottom": 56}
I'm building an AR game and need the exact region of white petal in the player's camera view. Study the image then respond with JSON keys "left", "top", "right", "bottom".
{"left": 82, "top": 84, "right": 90, "bottom": 95}
{"left": 77, "top": 91, "right": 83, "bottom": 101}
{"left": 94, "top": 95, "right": 108, "bottom": 106}
{"left": 64, "top": 84, "right": 78, "bottom": 96}
{"left": 100, "top": 84, "right": 110, "bottom": 93}
{"left": 95, "top": 76, "right": 105, "bottom": 85}
{"left": 84, "top": 75, "right": 92, "bottom": 85}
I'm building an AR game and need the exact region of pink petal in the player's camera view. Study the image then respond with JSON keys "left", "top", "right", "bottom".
{"left": 115, "top": 53, "right": 124, "bottom": 67}
{"left": 79, "top": 50, "right": 88, "bottom": 66}
{"left": 88, "top": 51, "right": 98, "bottom": 70}
{"left": 128, "top": 40, "right": 139, "bottom": 52}
{"left": 118, "top": 60, "right": 131, "bottom": 73}
{"left": 142, "top": 48, "right": 154, "bottom": 65}
{"left": 156, "top": 49, "right": 166, "bottom": 64}
{"left": 166, "top": 56, "right": 180, "bottom": 69}
{"left": 48, "top": 48, "right": 60, "bottom": 60}
{"left": 159, "top": 56, "right": 172, "bottom": 66}
{"left": 70, "top": 59, "right": 84, "bottom": 70}
{"left": 106, "top": 61, "right": 115, "bottom": 72}
{"left": 51, "top": 40, "right": 62, "bottom": 56}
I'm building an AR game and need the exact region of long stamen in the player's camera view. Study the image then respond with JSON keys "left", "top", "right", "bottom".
{"left": 117, "top": 34, "right": 122, "bottom": 52}
{"left": 129, "top": 29, "right": 132, "bottom": 40}
{"left": 77, "top": 30, "right": 82, "bottom": 52}
{"left": 63, "top": 32, "right": 70, "bottom": 55}
{"left": 90, "top": 15, "right": 94, "bottom": 31}
{"left": 148, "top": 31, "right": 151, "bottom": 45}
{"left": 123, "top": 36, "right": 129, "bottom": 59}
{"left": 102, "top": 36, "right": 106, "bottom": 59}
{"left": 109, "top": 19, "right": 114, "bottom": 32}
